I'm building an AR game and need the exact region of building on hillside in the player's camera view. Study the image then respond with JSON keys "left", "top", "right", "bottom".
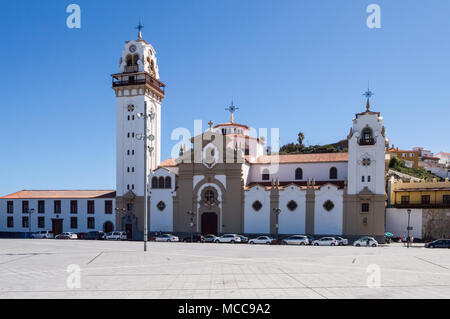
{"left": 387, "top": 146, "right": 420, "bottom": 168}
{"left": 0, "top": 191, "right": 116, "bottom": 237}
{"left": 436, "top": 152, "right": 450, "bottom": 166}
{"left": 412, "top": 147, "right": 434, "bottom": 159}
{"left": 386, "top": 177, "right": 450, "bottom": 240}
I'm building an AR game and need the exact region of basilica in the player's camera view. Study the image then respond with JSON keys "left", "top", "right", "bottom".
{"left": 0, "top": 31, "right": 387, "bottom": 240}
{"left": 113, "top": 31, "right": 388, "bottom": 242}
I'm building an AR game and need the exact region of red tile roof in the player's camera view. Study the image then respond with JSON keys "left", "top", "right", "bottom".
{"left": 160, "top": 158, "right": 177, "bottom": 167}
{"left": 253, "top": 153, "right": 348, "bottom": 164}
{"left": 0, "top": 190, "right": 116, "bottom": 199}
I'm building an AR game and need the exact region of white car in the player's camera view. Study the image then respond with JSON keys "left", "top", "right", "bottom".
{"left": 60, "top": 232, "right": 78, "bottom": 239}
{"left": 104, "top": 231, "right": 127, "bottom": 241}
{"left": 283, "top": 235, "right": 309, "bottom": 245}
{"left": 249, "top": 236, "right": 273, "bottom": 245}
{"left": 215, "top": 234, "right": 242, "bottom": 244}
{"left": 353, "top": 237, "right": 378, "bottom": 247}
{"left": 312, "top": 237, "right": 338, "bottom": 246}
{"left": 155, "top": 234, "right": 179, "bottom": 242}
{"left": 335, "top": 236, "right": 349, "bottom": 246}
{"left": 31, "top": 230, "right": 54, "bottom": 239}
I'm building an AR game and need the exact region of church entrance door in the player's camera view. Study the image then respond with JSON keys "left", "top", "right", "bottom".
{"left": 125, "top": 224, "right": 133, "bottom": 240}
{"left": 201, "top": 213, "right": 218, "bottom": 235}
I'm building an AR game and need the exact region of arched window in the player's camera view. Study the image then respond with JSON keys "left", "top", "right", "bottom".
{"left": 205, "top": 190, "right": 215, "bottom": 202}
{"left": 150, "top": 60, "right": 155, "bottom": 71}
{"left": 133, "top": 54, "right": 139, "bottom": 66}
{"left": 126, "top": 54, "right": 133, "bottom": 66}
{"left": 330, "top": 167, "right": 338, "bottom": 180}
{"left": 360, "top": 127, "right": 374, "bottom": 145}
{"left": 165, "top": 177, "right": 172, "bottom": 189}
{"left": 158, "top": 177, "right": 165, "bottom": 189}
{"left": 295, "top": 168, "right": 303, "bottom": 180}
{"left": 151, "top": 177, "right": 158, "bottom": 189}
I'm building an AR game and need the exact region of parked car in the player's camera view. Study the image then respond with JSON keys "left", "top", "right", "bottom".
{"left": 353, "top": 237, "right": 378, "bottom": 247}
{"left": 31, "top": 230, "right": 54, "bottom": 239}
{"left": 237, "top": 235, "right": 249, "bottom": 243}
{"left": 335, "top": 236, "right": 349, "bottom": 246}
{"left": 270, "top": 239, "right": 287, "bottom": 245}
{"left": 215, "top": 234, "right": 242, "bottom": 244}
{"left": 204, "top": 234, "right": 218, "bottom": 243}
{"left": 60, "top": 232, "right": 78, "bottom": 239}
{"left": 312, "top": 237, "right": 338, "bottom": 246}
{"left": 182, "top": 234, "right": 204, "bottom": 243}
{"left": 249, "top": 236, "right": 274, "bottom": 245}
{"left": 83, "top": 231, "right": 104, "bottom": 240}
{"left": 77, "top": 232, "right": 87, "bottom": 240}
{"left": 283, "top": 235, "right": 309, "bottom": 245}
{"left": 55, "top": 234, "right": 71, "bottom": 240}
{"left": 155, "top": 234, "right": 179, "bottom": 242}
{"left": 104, "top": 231, "right": 127, "bottom": 241}
{"left": 425, "top": 239, "right": 450, "bottom": 248}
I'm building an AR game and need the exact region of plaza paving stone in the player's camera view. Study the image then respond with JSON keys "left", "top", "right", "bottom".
{"left": 0, "top": 239, "right": 448, "bottom": 299}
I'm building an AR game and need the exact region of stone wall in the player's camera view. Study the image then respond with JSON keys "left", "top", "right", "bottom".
{"left": 422, "top": 208, "right": 450, "bottom": 240}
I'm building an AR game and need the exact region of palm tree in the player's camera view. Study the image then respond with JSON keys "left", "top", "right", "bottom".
{"left": 298, "top": 132, "right": 305, "bottom": 146}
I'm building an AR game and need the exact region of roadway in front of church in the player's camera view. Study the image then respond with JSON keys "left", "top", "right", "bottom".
{"left": 0, "top": 239, "right": 448, "bottom": 299}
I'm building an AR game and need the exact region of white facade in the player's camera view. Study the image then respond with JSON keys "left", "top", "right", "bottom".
{"left": 249, "top": 162, "right": 348, "bottom": 183}
{"left": 386, "top": 208, "right": 422, "bottom": 239}
{"left": 149, "top": 168, "right": 176, "bottom": 232}
{"left": 314, "top": 184, "right": 343, "bottom": 235}
{"left": 244, "top": 186, "right": 271, "bottom": 234}
{"left": 278, "top": 185, "right": 306, "bottom": 234}
{"left": 0, "top": 197, "right": 115, "bottom": 234}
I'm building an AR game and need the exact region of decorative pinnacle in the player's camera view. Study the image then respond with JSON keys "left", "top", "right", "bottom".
{"left": 225, "top": 100, "right": 240, "bottom": 123}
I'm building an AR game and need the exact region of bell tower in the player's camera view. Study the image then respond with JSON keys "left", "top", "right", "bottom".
{"left": 112, "top": 25, "right": 165, "bottom": 238}
{"left": 343, "top": 88, "right": 386, "bottom": 242}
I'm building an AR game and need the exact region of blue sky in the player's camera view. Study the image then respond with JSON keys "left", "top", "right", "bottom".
{"left": 1, "top": 0, "right": 449, "bottom": 195}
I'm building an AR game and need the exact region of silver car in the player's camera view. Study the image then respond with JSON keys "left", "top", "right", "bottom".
{"left": 215, "top": 234, "right": 242, "bottom": 244}
{"left": 155, "top": 234, "right": 179, "bottom": 242}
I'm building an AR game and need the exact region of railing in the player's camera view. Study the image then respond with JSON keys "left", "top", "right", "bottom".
{"left": 359, "top": 138, "right": 375, "bottom": 146}
{"left": 393, "top": 202, "right": 450, "bottom": 209}
{"left": 124, "top": 65, "right": 139, "bottom": 73}
{"left": 112, "top": 74, "right": 165, "bottom": 94}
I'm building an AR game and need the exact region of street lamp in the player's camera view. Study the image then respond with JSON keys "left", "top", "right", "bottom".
{"left": 272, "top": 208, "right": 282, "bottom": 239}
{"left": 186, "top": 211, "right": 196, "bottom": 242}
{"left": 136, "top": 102, "right": 156, "bottom": 252}
{"left": 407, "top": 209, "right": 412, "bottom": 248}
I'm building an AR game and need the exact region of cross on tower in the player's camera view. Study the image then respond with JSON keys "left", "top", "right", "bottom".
{"left": 225, "top": 101, "right": 239, "bottom": 123}
{"left": 136, "top": 20, "right": 144, "bottom": 40}
{"left": 363, "top": 85, "right": 374, "bottom": 112}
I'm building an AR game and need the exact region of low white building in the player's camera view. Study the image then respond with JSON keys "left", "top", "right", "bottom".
{"left": 0, "top": 190, "right": 116, "bottom": 237}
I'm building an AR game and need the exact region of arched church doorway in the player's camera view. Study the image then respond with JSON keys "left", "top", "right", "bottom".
{"left": 202, "top": 212, "right": 218, "bottom": 235}
{"left": 125, "top": 224, "right": 133, "bottom": 240}
{"left": 103, "top": 221, "right": 114, "bottom": 233}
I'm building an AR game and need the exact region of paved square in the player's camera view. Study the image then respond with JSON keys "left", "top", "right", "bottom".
{"left": 0, "top": 239, "right": 449, "bottom": 299}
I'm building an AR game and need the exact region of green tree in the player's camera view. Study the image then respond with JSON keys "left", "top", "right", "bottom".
{"left": 297, "top": 132, "right": 305, "bottom": 146}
